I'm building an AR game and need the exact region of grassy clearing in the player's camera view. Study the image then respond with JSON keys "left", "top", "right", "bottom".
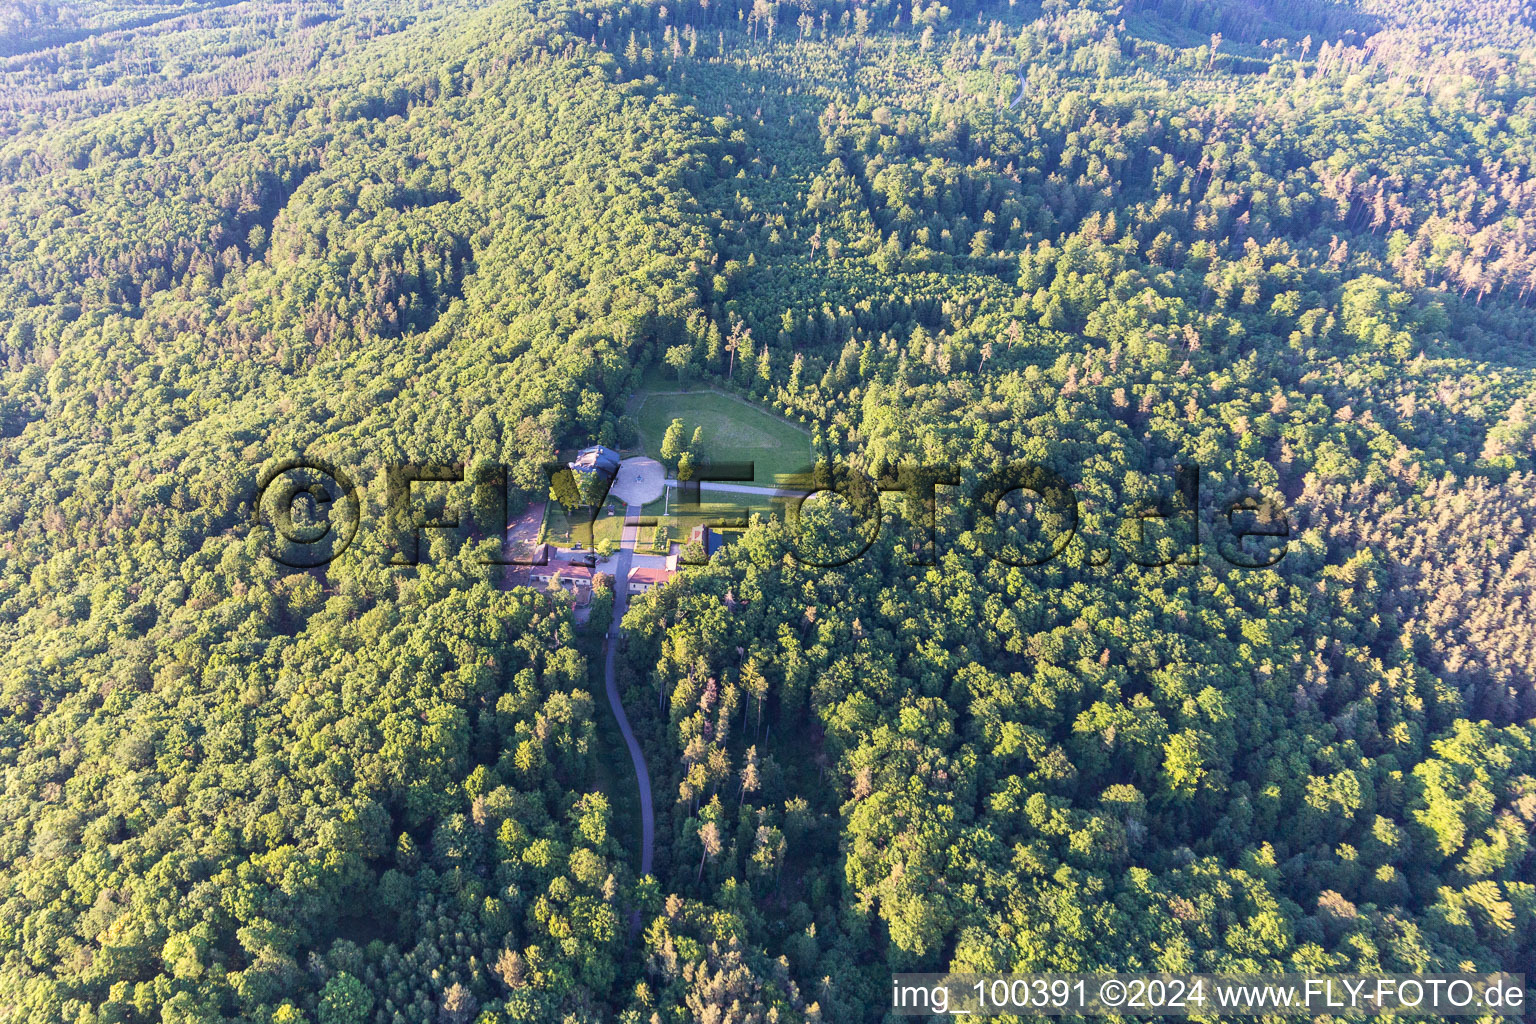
{"left": 653, "top": 491, "right": 783, "bottom": 545}
{"left": 633, "top": 387, "right": 813, "bottom": 485}
{"left": 540, "top": 412, "right": 795, "bottom": 553}
{"left": 543, "top": 499, "right": 626, "bottom": 548}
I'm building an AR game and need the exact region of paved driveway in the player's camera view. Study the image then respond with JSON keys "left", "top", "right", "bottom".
{"left": 602, "top": 503, "right": 654, "bottom": 879}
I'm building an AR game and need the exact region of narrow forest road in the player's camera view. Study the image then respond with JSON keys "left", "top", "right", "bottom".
{"left": 604, "top": 504, "right": 654, "bottom": 880}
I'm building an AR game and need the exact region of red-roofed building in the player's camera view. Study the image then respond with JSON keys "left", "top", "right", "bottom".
{"left": 531, "top": 563, "right": 594, "bottom": 605}
{"left": 627, "top": 566, "right": 675, "bottom": 594}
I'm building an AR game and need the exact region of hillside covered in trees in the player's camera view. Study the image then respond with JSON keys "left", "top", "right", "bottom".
{"left": 0, "top": 0, "right": 1533, "bottom": 1021}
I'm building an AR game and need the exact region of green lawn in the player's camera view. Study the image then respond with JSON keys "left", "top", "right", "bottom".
{"left": 654, "top": 491, "right": 783, "bottom": 546}
{"left": 633, "top": 387, "right": 813, "bottom": 485}
{"left": 543, "top": 498, "right": 626, "bottom": 548}
{"left": 541, "top": 407, "right": 799, "bottom": 554}
{"left": 542, "top": 487, "right": 784, "bottom": 554}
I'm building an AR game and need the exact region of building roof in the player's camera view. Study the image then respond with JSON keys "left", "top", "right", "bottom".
{"left": 570, "top": 445, "right": 620, "bottom": 475}
{"left": 628, "top": 567, "right": 675, "bottom": 585}
{"left": 535, "top": 563, "right": 594, "bottom": 581}
{"left": 690, "top": 525, "right": 729, "bottom": 556}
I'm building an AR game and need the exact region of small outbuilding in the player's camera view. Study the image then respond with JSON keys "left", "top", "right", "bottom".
{"left": 627, "top": 566, "right": 676, "bottom": 594}
{"left": 689, "top": 525, "right": 728, "bottom": 557}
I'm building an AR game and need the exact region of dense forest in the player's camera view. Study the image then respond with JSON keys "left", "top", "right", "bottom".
{"left": 0, "top": 0, "right": 1532, "bottom": 1021}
